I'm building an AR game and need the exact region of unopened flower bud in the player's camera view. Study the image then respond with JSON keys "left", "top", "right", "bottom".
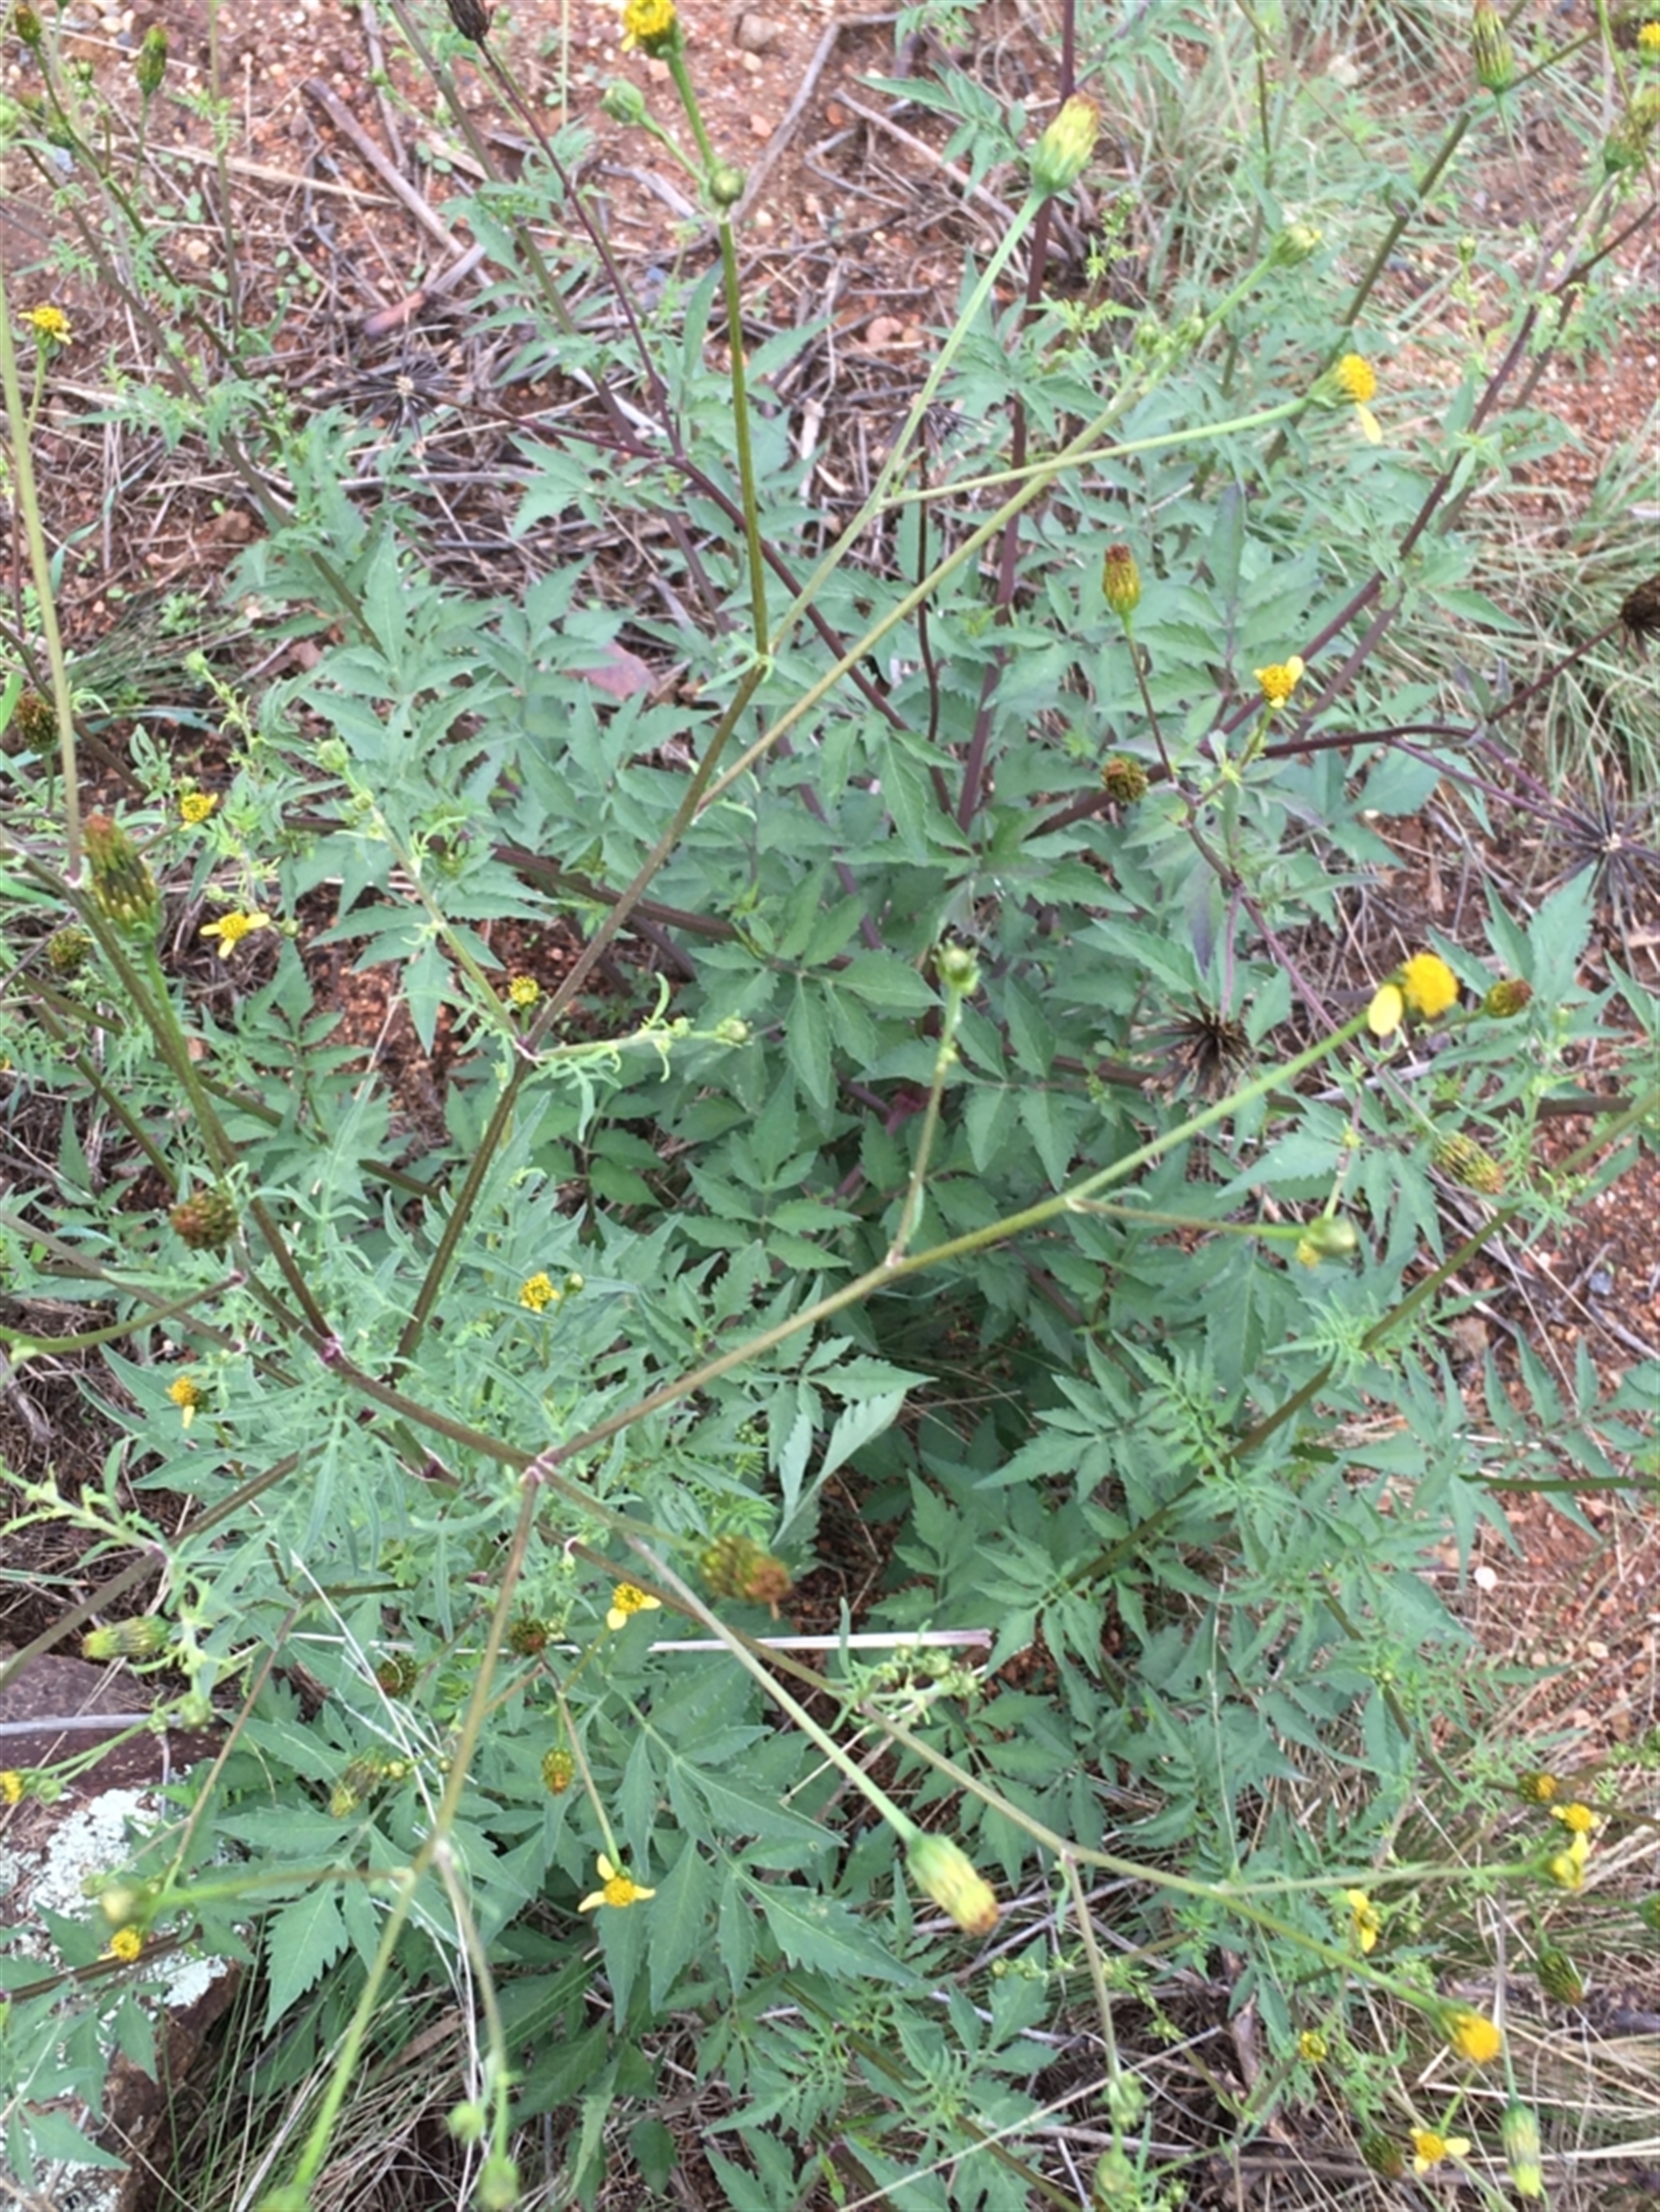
{"left": 1029, "top": 94, "right": 1099, "bottom": 198}
{"left": 601, "top": 79, "right": 648, "bottom": 125}
{"left": 83, "top": 1618, "right": 169, "bottom": 1662}
{"left": 134, "top": 22, "right": 167, "bottom": 96}
{"left": 1483, "top": 976, "right": 1532, "bottom": 1018}
{"left": 1298, "top": 1213, "right": 1359, "bottom": 1259}
{"left": 374, "top": 1653, "right": 420, "bottom": 1696}
{"left": 541, "top": 1747, "right": 576, "bottom": 1794}
{"left": 1516, "top": 1768, "right": 1559, "bottom": 1802}
{"left": 1092, "top": 2151, "right": 1138, "bottom": 2206}
{"left": 1500, "top": 2103, "right": 1544, "bottom": 2198}
{"left": 935, "top": 942, "right": 980, "bottom": 995}
{"left": 1472, "top": 0, "right": 1516, "bottom": 90}
{"left": 707, "top": 161, "right": 746, "bottom": 208}
{"left": 714, "top": 1016, "right": 750, "bottom": 1045}
{"left": 1101, "top": 542, "right": 1141, "bottom": 618}
{"left": 476, "top": 2155, "right": 520, "bottom": 2212}
{"left": 1271, "top": 221, "right": 1322, "bottom": 265}
{"left": 12, "top": 3, "right": 42, "bottom": 46}
{"left": 447, "top": 2101, "right": 487, "bottom": 2144}
{"left": 907, "top": 1832, "right": 999, "bottom": 1935}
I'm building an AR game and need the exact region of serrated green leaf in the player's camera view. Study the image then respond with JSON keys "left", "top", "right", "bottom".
{"left": 752, "top": 1882, "right": 916, "bottom": 1984}
{"left": 263, "top": 1888, "right": 348, "bottom": 2030}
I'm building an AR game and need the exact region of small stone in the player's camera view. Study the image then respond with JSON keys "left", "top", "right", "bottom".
{"left": 732, "top": 9, "right": 781, "bottom": 47}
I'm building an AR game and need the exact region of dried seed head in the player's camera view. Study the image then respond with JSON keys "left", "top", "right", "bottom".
{"left": 1432, "top": 1131, "right": 1506, "bottom": 1194}
{"left": 5, "top": 688, "right": 55, "bottom": 755}
{"left": 169, "top": 1185, "right": 239, "bottom": 1252}
{"left": 47, "top": 924, "right": 93, "bottom": 976}
{"left": 445, "top": 0, "right": 492, "bottom": 39}
{"left": 1100, "top": 754, "right": 1149, "bottom": 804}
{"left": 541, "top": 1746, "right": 576, "bottom": 1794}
{"left": 699, "top": 1532, "right": 793, "bottom": 1612}
{"left": 1483, "top": 975, "right": 1533, "bottom": 1018}
{"left": 1536, "top": 1943, "right": 1586, "bottom": 2004}
{"left": 84, "top": 813, "right": 160, "bottom": 935}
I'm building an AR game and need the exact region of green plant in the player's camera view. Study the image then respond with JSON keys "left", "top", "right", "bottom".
{"left": 3, "top": 0, "right": 1660, "bottom": 2203}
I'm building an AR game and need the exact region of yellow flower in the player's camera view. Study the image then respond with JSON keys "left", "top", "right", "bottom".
{"left": 106, "top": 1927, "right": 144, "bottom": 1962}
{"left": 1255, "top": 655, "right": 1305, "bottom": 709}
{"left": 606, "top": 1583, "right": 661, "bottom": 1632}
{"left": 620, "top": 0, "right": 679, "bottom": 54}
{"left": 0, "top": 1770, "right": 23, "bottom": 1805}
{"left": 1319, "top": 351, "right": 1382, "bottom": 441}
{"left": 1344, "top": 1888, "right": 1382, "bottom": 1953}
{"left": 167, "top": 1374, "right": 204, "bottom": 1428}
{"left": 519, "top": 1272, "right": 559, "bottom": 1312}
{"left": 1369, "top": 951, "right": 1459, "bottom": 1037}
{"left": 1641, "top": 20, "right": 1660, "bottom": 53}
{"left": 1551, "top": 1801, "right": 1597, "bottom": 1834}
{"left": 506, "top": 974, "right": 540, "bottom": 1007}
{"left": 1411, "top": 2130, "right": 1471, "bottom": 2175}
{"left": 1400, "top": 952, "right": 1459, "bottom": 1018}
{"left": 1298, "top": 2030, "right": 1328, "bottom": 2062}
{"left": 578, "top": 1854, "right": 655, "bottom": 1910}
{"left": 1445, "top": 2009, "right": 1503, "bottom": 2064}
{"left": 1546, "top": 1828, "right": 1591, "bottom": 1889}
{"left": 22, "top": 304, "right": 70, "bottom": 344}
{"left": 1335, "top": 352, "right": 1376, "bottom": 404}
{"left": 179, "top": 792, "right": 218, "bottom": 825}
{"left": 200, "top": 911, "right": 271, "bottom": 956}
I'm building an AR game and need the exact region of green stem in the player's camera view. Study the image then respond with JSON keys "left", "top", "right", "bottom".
{"left": 0, "top": 265, "right": 81, "bottom": 866}
{"left": 885, "top": 966, "right": 970, "bottom": 1263}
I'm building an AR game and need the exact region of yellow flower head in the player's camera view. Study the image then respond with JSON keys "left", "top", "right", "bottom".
{"left": 1316, "top": 351, "right": 1382, "bottom": 440}
{"left": 1411, "top": 2130, "right": 1471, "bottom": 2175}
{"left": 578, "top": 1853, "right": 655, "bottom": 1910}
{"left": 1400, "top": 952, "right": 1459, "bottom": 1018}
{"left": 1255, "top": 655, "right": 1305, "bottom": 709}
{"left": 22, "top": 304, "right": 70, "bottom": 344}
{"left": 167, "top": 1373, "right": 204, "bottom": 1428}
{"left": 1445, "top": 2009, "right": 1503, "bottom": 2064}
{"left": 1641, "top": 20, "right": 1660, "bottom": 53}
{"left": 506, "top": 974, "right": 540, "bottom": 1007}
{"left": 1551, "top": 1801, "right": 1597, "bottom": 1835}
{"left": 1369, "top": 951, "right": 1458, "bottom": 1037}
{"left": 106, "top": 1926, "right": 144, "bottom": 1962}
{"left": 179, "top": 792, "right": 218, "bottom": 826}
{"left": 200, "top": 911, "right": 271, "bottom": 956}
{"left": 519, "top": 1272, "right": 559, "bottom": 1312}
{"left": 0, "top": 1770, "right": 23, "bottom": 1806}
{"left": 620, "top": 0, "right": 679, "bottom": 54}
{"left": 1344, "top": 1889, "right": 1382, "bottom": 1953}
{"left": 1298, "top": 2030, "right": 1328, "bottom": 2063}
{"left": 606, "top": 1583, "right": 662, "bottom": 1632}
{"left": 1336, "top": 352, "right": 1377, "bottom": 404}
